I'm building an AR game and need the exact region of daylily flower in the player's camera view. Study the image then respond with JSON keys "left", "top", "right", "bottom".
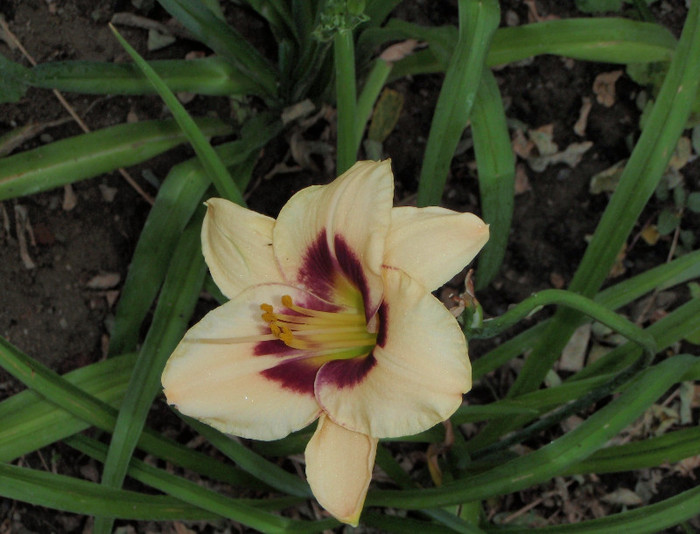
{"left": 161, "top": 160, "right": 489, "bottom": 526}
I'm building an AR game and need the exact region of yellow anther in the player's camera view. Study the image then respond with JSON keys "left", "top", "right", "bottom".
{"left": 279, "top": 325, "right": 294, "bottom": 344}
{"left": 258, "top": 295, "right": 375, "bottom": 354}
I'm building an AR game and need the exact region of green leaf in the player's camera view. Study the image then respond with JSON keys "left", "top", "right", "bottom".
{"left": 417, "top": 0, "right": 500, "bottom": 206}
{"left": 96, "top": 211, "right": 208, "bottom": 533}
{"left": 108, "top": 113, "right": 280, "bottom": 356}
{"left": 0, "top": 353, "right": 135, "bottom": 462}
{"left": 575, "top": 0, "right": 624, "bottom": 13}
{"left": 0, "top": 336, "right": 267, "bottom": 490}
{"left": 488, "top": 18, "right": 676, "bottom": 65}
{"left": 508, "top": 0, "right": 700, "bottom": 398}
{"left": 657, "top": 208, "right": 681, "bottom": 235}
{"left": 367, "top": 354, "right": 698, "bottom": 508}
{"left": 0, "top": 53, "right": 29, "bottom": 103}
{"left": 366, "top": 18, "right": 677, "bottom": 73}
{"left": 157, "top": 0, "right": 277, "bottom": 99}
{"left": 472, "top": 69, "right": 515, "bottom": 289}
{"left": 110, "top": 24, "right": 244, "bottom": 205}
{"left": 0, "top": 117, "right": 231, "bottom": 201}
{"left": 562, "top": 426, "right": 700, "bottom": 475}
{"left": 183, "top": 415, "right": 312, "bottom": 498}
{"left": 487, "top": 484, "right": 700, "bottom": 533}
{"left": 0, "top": 463, "right": 218, "bottom": 521}
{"left": 67, "top": 435, "right": 321, "bottom": 533}
{"left": 26, "top": 57, "right": 259, "bottom": 96}
{"left": 687, "top": 191, "right": 700, "bottom": 212}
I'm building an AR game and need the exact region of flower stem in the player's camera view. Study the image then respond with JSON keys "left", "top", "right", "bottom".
{"left": 334, "top": 28, "right": 357, "bottom": 174}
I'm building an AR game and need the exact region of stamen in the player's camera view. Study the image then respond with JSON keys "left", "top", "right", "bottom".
{"left": 260, "top": 295, "right": 377, "bottom": 356}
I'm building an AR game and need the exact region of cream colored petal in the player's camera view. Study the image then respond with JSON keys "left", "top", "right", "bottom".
{"left": 384, "top": 206, "right": 489, "bottom": 291}
{"left": 305, "top": 413, "right": 377, "bottom": 526}
{"left": 202, "top": 198, "right": 284, "bottom": 299}
{"left": 273, "top": 160, "right": 394, "bottom": 317}
{"left": 162, "top": 283, "right": 324, "bottom": 441}
{"left": 315, "top": 268, "right": 471, "bottom": 438}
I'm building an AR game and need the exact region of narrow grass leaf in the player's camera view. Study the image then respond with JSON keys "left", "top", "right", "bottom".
{"left": 0, "top": 117, "right": 231, "bottom": 201}
{"left": 366, "top": 17, "right": 676, "bottom": 81}
{"left": 0, "top": 53, "right": 28, "bottom": 103}
{"left": 367, "top": 354, "right": 697, "bottom": 508}
{"left": 157, "top": 0, "right": 277, "bottom": 98}
{"left": 0, "top": 463, "right": 217, "bottom": 521}
{"left": 0, "top": 353, "right": 135, "bottom": 462}
{"left": 488, "top": 18, "right": 676, "bottom": 65}
{"left": 416, "top": 0, "right": 500, "bottom": 207}
{"left": 110, "top": 25, "right": 244, "bottom": 204}
{"left": 471, "top": 68, "right": 515, "bottom": 289}
{"left": 562, "top": 426, "right": 700, "bottom": 475}
{"left": 26, "top": 57, "right": 258, "bottom": 96}
{"left": 508, "top": 2, "right": 700, "bottom": 398}
{"left": 466, "top": 297, "right": 700, "bottom": 451}
{"left": 108, "top": 113, "right": 281, "bottom": 356}
{"left": 355, "top": 58, "right": 393, "bottom": 152}
{"left": 67, "top": 435, "right": 316, "bottom": 533}
{"left": 95, "top": 212, "right": 207, "bottom": 534}
{"left": 485, "top": 484, "right": 700, "bottom": 533}
{"left": 182, "top": 415, "right": 312, "bottom": 498}
{"left": 473, "top": 249, "right": 700, "bottom": 379}
{"left": 470, "top": 289, "right": 656, "bottom": 359}
{"left": 0, "top": 336, "right": 266, "bottom": 490}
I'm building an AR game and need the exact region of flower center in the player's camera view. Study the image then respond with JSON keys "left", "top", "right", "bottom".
{"left": 260, "top": 295, "right": 377, "bottom": 359}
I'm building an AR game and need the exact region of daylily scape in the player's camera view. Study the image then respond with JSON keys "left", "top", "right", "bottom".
{"left": 161, "top": 160, "right": 489, "bottom": 525}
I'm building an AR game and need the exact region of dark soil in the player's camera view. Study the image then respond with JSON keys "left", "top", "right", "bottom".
{"left": 1, "top": 0, "right": 698, "bottom": 533}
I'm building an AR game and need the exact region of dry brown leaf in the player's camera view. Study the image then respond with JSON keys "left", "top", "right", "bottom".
{"left": 380, "top": 39, "right": 420, "bottom": 63}
{"left": 524, "top": 0, "right": 560, "bottom": 22}
{"left": 514, "top": 163, "right": 531, "bottom": 194}
{"left": 602, "top": 488, "right": 643, "bottom": 506}
{"left": 86, "top": 272, "right": 121, "bottom": 289}
{"left": 593, "top": 70, "right": 624, "bottom": 108}
{"left": 589, "top": 159, "right": 627, "bottom": 194}
{"left": 560, "top": 323, "right": 591, "bottom": 372}
{"left": 574, "top": 97, "right": 593, "bottom": 136}
{"left": 14, "top": 204, "right": 36, "bottom": 269}
{"left": 550, "top": 271, "right": 565, "bottom": 289}
{"left": 281, "top": 99, "right": 315, "bottom": 125}
{"left": 672, "top": 455, "right": 700, "bottom": 478}
{"left": 0, "top": 202, "right": 9, "bottom": 239}
{"left": 512, "top": 128, "right": 535, "bottom": 159}
{"left": 529, "top": 124, "right": 558, "bottom": 156}
{"left": 640, "top": 224, "right": 660, "bottom": 245}
{"left": 173, "top": 523, "right": 196, "bottom": 534}
{"left": 608, "top": 245, "right": 627, "bottom": 278}
{"left": 62, "top": 183, "right": 77, "bottom": 211}
{"left": 99, "top": 184, "right": 118, "bottom": 202}
{"left": 669, "top": 136, "right": 692, "bottom": 171}
{"left": 528, "top": 141, "right": 593, "bottom": 173}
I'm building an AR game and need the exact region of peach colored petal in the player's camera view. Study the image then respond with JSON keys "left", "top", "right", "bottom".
{"left": 162, "top": 283, "right": 325, "bottom": 441}
{"left": 384, "top": 206, "right": 489, "bottom": 291}
{"left": 315, "top": 268, "right": 471, "bottom": 438}
{"left": 202, "top": 198, "right": 284, "bottom": 299}
{"left": 273, "top": 160, "right": 394, "bottom": 318}
{"left": 305, "top": 413, "right": 377, "bottom": 526}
